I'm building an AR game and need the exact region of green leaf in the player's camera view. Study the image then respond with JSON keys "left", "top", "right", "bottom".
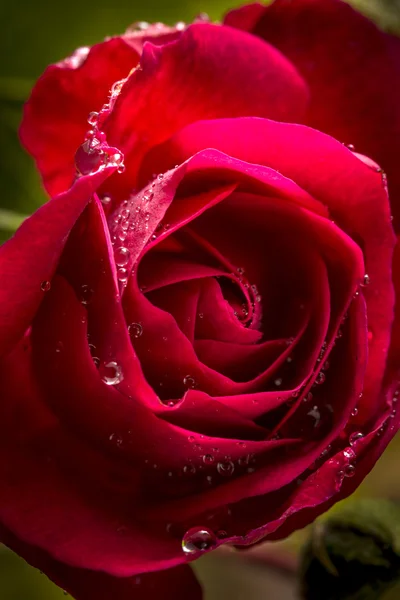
{"left": 299, "top": 499, "right": 400, "bottom": 600}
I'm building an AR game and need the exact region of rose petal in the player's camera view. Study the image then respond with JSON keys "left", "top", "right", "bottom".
{"left": 20, "top": 39, "right": 140, "bottom": 196}
{"left": 104, "top": 21, "right": 308, "bottom": 192}
{"left": 0, "top": 168, "right": 114, "bottom": 358}
{"left": 224, "top": 0, "right": 400, "bottom": 229}
{"left": 142, "top": 117, "right": 394, "bottom": 418}
{"left": 0, "top": 524, "right": 202, "bottom": 600}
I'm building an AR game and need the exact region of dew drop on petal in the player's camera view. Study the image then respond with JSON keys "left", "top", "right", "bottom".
{"left": 182, "top": 527, "right": 217, "bottom": 555}
{"left": 343, "top": 464, "right": 356, "bottom": 478}
{"left": 183, "top": 464, "right": 196, "bottom": 476}
{"left": 128, "top": 322, "right": 143, "bottom": 339}
{"left": 75, "top": 139, "right": 103, "bottom": 175}
{"left": 217, "top": 461, "right": 235, "bottom": 477}
{"left": 100, "top": 361, "right": 123, "bottom": 385}
{"left": 343, "top": 447, "right": 356, "bottom": 461}
{"left": 274, "top": 378, "right": 283, "bottom": 387}
{"left": 363, "top": 274, "right": 370, "bottom": 286}
{"left": 87, "top": 111, "right": 99, "bottom": 127}
{"left": 183, "top": 375, "right": 196, "bottom": 389}
{"left": 114, "top": 246, "right": 130, "bottom": 267}
{"left": 117, "top": 267, "right": 128, "bottom": 284}
{"left": 349, "top": 431, "right": 363, "bottom": 446}
{"left": 40, "top": 280, "right": 51, "bottom": 292}
{"left": 203, "top": 454, "right": 215, "bottom": 465}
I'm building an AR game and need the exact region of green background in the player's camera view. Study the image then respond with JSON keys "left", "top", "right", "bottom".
{"left": 1, "top": 0, "right": 400, "bottom": 598}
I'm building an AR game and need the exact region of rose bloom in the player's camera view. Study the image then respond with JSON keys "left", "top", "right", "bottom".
{"left": 1, "top": 0, "right": 400, "bottom": 598}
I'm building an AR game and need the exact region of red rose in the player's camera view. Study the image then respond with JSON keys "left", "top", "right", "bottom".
{"left": 1, "top": 3, "right": 399, "bottom": 598}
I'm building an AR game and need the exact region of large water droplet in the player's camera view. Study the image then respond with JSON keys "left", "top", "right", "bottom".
{"left": 114, "top": 246, "right": 130, "bottom": 267}
{"left": 100, "top": 361, "right": 123, "bottom": 385}
{"left": 182, "top": 527, "right": 217, "bottom": 555}
{"left": 75, "top": 139, "right": 103, "bottom": 175}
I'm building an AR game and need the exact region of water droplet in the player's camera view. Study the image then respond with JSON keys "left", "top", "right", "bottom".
{"left": 40, "top": 280, "right": 51, "bottom": 292}
{"left": 217, "top": 461, "right": 235, "bottom": 477}
{"left": 349, "top": 431, "right": 363, "bottom": 446}
{"left": 80, "top": 284, "right": 94, "bottom": 304}
{"left": 109, "top": 433, "right": 123, "bottom": 447}
{"left": 363, "top": 274, "right": 370, "bottom": 286}
{"left": 75, "top": 139, "right": 103, "bottom": 175}
{"left": 114, "top": 246, "right": 130, "bottom": 267}
{"left": 183, "top": 464, "right": 196, "bottom": 475}
{"left": 351, "top": 407, "right": 358, "bottom": 417}
{"left": 274, "top": 378, "right": 283, "bottom": 387}
{"left": 101, "top": 195, "right": 112, "bottom": 205}
{"left": 87, "top": 111, "right": 99, "bottom": 127}
{"left": 343, "top": 464, "right": 356, "bottom": 478}
{"left": 182, "top": 527, "right": 217, "bottom": 555}
{"left": 343, "top": 447, "right": 356, "bottom": 461}
{"left": 128, "top": 322, "right": 143, "bottom": 339}
{"left": 203, "top": 454, "right": 214, "bottom": 465}
{"left": 117, "top": 267, "right": 128, "bottom": 284}
{"left": 100, "top": 361, "right": 123, "bottom": 385}
{"left": 183, "top": 375, "right": 196, "bottom": 389}
{"left": 111, "top": 79, "right": 126, "bottom": 96}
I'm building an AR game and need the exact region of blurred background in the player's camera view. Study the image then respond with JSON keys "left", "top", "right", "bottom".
{"left": 1, "top": 0, "right": 400, "bottom": 598}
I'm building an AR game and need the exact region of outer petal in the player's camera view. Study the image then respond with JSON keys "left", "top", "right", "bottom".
{"left": 0, "top": 167, "right": 115, "bottom": 358}
{"left": 0, "top": 524, "right": 202, "bottom": 600}
{"left": 224, "top": 0, "right": 400, "bottom": 229}
{"left": 104, "top": 21, "right": 308, "bottom": 192}
{"left": 20, "top": 39, "right": 140, "bottom": 197}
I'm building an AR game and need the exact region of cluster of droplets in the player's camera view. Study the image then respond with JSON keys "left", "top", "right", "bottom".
{"left": 230, "top": 266, "right": 262, "bottom": 327}
{"left": 74, "top": 77, "right": 127, "bottom": 177}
